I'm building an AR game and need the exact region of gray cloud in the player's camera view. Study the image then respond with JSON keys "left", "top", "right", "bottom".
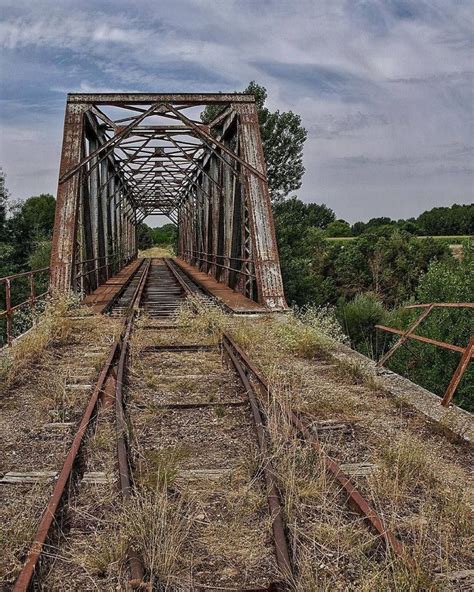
{"left": 308, "top": 112, "right": 389, "bottom": 139}
{"left": 0, "top": 0, "right": 472, "bottom": 222}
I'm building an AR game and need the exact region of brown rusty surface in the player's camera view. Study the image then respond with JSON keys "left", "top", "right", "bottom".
{"left": 82, "top": 259, "right": 142, "bottom": 314}
{"left": 172, "top": 256, "right": 268, "bottom": 313}
{"left": 50, "top": 102, "right": 86, "bottom": 293}
{"left": 441, "top": 336, "right": 474, "bottom": 407}
{"left": 67, "top": 93, "right": 256, "bottom": 104}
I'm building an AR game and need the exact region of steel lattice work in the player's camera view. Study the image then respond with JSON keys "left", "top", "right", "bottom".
{"left": 50, "top": 93, "right": 287, "bottom": 309}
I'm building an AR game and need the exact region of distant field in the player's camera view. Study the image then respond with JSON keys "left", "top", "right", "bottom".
{"left": 326, "top": 235, "right": 471, "bottom": 244}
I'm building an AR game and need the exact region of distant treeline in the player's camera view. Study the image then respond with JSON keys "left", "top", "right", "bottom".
{"left": 137, "top": 223, "right": 177, "bottom": 250}
{"left": 137, "top": 201, "right": 473, "bottom": 252}
{"left": 324, "top": 202, "right": 473, "bottom": 237}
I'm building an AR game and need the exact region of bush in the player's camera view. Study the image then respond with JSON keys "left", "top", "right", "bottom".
{"left": 338, "top": 293, "right": 387, "bottom": 358}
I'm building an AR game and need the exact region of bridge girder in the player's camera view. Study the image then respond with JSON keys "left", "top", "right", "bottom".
{"left": 50, "top": 93, "right": 287, "bottom": 310}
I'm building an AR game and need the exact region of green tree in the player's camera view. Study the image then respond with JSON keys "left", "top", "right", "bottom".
{"left": 365, "top": 216, "right": 394, "bottom": 229}
{"left": 351, "top": 221, "right": 366, "bottom": 235}
{"left": 21, "top": 194, "right": 56, "bottom": 239}
{"left": 137, "top": 223, "right": 154, "bottom": 250}
{"left": 333, "top": 230, "right": 450, "bottom": 305}
{"left": 152, "top": 223, "right": 177, "bottom": 246}
{"left": 416, "top": 204, "right": 474, "bottom": 236}
{"left": 273, "top": 198, "right": 336, "bottom": 305}
{"left": 202, "top": 82, "right": 307, "bottom": 202}
{"left": 338, "top": 292, "right": 387, "bottom": 358}
{"left": 325, "top": 219, "right": 352, "bottom": 237}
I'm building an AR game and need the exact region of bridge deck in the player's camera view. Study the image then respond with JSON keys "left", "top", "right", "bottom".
{"left": 82, "top": 259, "right": 142, "bottom": 314}
{"left": 172, "top": 257, "right": 268, "bottom": 313}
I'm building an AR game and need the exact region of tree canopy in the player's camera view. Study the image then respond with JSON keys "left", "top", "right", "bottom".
{"left": 349, "top": 204, "right": 473, "bottom": 237}
{"left": 202, "top": 81, "right": 307, "bottom": 202}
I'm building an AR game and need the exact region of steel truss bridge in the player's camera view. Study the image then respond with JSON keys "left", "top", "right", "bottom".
{"left": 50, "top": 93, "right": 286, "bottom": 310}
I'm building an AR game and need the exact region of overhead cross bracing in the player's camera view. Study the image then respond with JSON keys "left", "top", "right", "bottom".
{"left": 50, "top": 93, "right": 287, "bottom": 310}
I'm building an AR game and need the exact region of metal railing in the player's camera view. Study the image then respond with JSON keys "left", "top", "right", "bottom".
{"left": 74, "top": 252, "right": 136, "bottom": 294}
{"left": 183, "top": 249, "right": 256, "bottom": 278}
{"left": 376, "top": 302, "right": 474, "bottom": 407}
{"left": 0, "top": 267, "right": 50, "bottom": 346}
{"left": 1, "top": 253, "right": 137, "bottom": 347}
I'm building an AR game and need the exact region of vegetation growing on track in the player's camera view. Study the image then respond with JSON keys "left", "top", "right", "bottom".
{"left": 176, "top": 300, "right": 473, "bottom": 591}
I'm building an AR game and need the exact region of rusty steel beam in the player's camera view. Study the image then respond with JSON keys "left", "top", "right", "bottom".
{"left": 234, "top": 103, "right": 286, "bottom": 309}
{"left": 376, "top": 324, "right": 466, "bottom": 354}
{"left": 376, "top": 304, "right": 435, "bottom": 366}
{"left": 376, "top": 302, "right": 473, "bottom": 407}
{"left": 67, "top": 93, "right": 256, "bottom": 104}
{"left": 404, "top": 302, "right": 474, "bottom": 309}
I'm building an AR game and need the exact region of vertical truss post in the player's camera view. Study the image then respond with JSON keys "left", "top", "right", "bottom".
{"left": 234, "top": 103, "right": 286, "bottom": 310}
{"left": 50, "top": 103, "right": 87, "bottom": 292}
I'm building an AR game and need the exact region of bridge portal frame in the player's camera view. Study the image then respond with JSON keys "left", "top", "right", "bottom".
{"left": 50, "top": 93, "right": 287, "bottom": 310}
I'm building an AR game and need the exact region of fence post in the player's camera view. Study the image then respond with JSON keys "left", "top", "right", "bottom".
{"left": 441, "top": 336, "right": 474, "bottom": 407}
{"left": 30, "top": 273, "right": 36, "bottom": 320}
{"left": 5, "top": 278, "right": 12, "bottom": 346}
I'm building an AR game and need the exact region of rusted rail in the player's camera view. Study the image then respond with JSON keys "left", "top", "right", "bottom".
{"left": 115, "top": 258, "right": 150, "bottom": 587}
{"left": 108, "top": 258, "right": 290, "bottom": 588}
{"left": 0, "top": 267, "right": 49, "bottom": 346}
{"left": 222, "top": 333, "right": 407, "bottom": 559}
{"left": 12, "top": 262, "right": 150, "bottom": 590}
{"left": 376, "top": 302, "right": 473, "bottom": 407}
{"left": 222, "top": 338, "right": 292, "bottom": 582}
{"left": 13, "top": 332, "right": 121, "bottom": 590}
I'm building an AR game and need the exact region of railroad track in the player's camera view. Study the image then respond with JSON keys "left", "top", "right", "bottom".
{"left": 10, "top": 260, "right": 149, "bottom": 590}
{"left": 9, "top": 256, "right": 408, "bottom": 590}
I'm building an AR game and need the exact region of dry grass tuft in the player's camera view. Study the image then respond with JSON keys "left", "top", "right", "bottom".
{"left": 136, "top": 445, "right": 192, "bottom": 490}
{"left": 122, "top": 485, "right": 194, "bottom": 587}
{"left": 74, "top": 527, "right": 126, "bottom": 577}
{"left": 175, "top": 296, "right": 230, "bottom": 342}
{"left": 0, "top": 485, "right": 50, "bottom": 581}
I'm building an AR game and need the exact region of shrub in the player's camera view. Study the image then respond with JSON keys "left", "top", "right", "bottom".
{"left": 338, "top": 292, "right": 387, "bottom": 358}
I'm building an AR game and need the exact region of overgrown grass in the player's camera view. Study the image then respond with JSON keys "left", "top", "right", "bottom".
{"left": 173, "top": 300, "right": 473, "bottom": 589}
{"left": 139, "top": 245, "right": 174, "bottom": 258}
{"left": 0, "top": 295, "right": 78, "bottom": 393}
{"left": 122, "top": 485, "right": 194, "bottom": 587}
{"left": 0, "top": 486, "right": 50, "bottom": 582}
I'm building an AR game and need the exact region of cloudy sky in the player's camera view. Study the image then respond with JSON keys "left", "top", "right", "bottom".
{"left": 0, "top": 0, "right": 472, "bottom": 224}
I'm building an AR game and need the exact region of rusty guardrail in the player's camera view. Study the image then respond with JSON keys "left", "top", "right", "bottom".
{"left": 0, "top": 255, "right": 137, "bottom": 347}
{"left": 376, "top": 302, "right": 474, "bottom": 407}
{"left": 74, "top": 252, "right": 136, "bottom": 294}
{"left": 0, "top": 267, "right": 50, "bottom": 346}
